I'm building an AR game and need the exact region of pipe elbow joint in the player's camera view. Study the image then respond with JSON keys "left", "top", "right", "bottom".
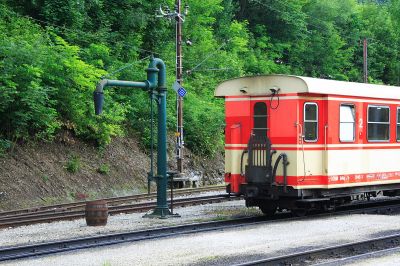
{"left": 94, "top": 79, "right": 108, "bottom": 115}
{"left": 147, "top": 58, "right": 166, "bottom": 89}
{"left": 145, "top": 78, "right": 157, "bottom": 90}
{"left": 95, "top": 79, "right": 108, "bottom": 93}
{"left": 143, "top": 80, "right": 152, "bottom": 91}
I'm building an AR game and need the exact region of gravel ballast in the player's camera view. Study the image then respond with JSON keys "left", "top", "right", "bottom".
{"left": 2, "top": 200, "right": 400, "bottom": 265}
{"left": 0, "top": 199, "right": 256, "bottom": 247}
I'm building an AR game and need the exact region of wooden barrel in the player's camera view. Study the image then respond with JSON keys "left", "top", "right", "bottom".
{"left": 85, "top": 200, "right": 108, "bottom": 226}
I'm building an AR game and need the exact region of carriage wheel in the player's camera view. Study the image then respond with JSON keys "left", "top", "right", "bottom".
{"left": 259, "top": 202, "right": 277, "bottom": 216}
{"left": 291, "top": 208, "right": 308, "bottom": 217}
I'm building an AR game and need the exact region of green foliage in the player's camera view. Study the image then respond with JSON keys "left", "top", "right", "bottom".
{"left": 0, "top": 6, "right": 126, "bottom": 147}
{"left": 184, "top": 95, "right": 225, "bottom": 155}
{"left": 1, "top": 0, "right": 400, "bottom": 157}
{"left": 66, "top": 155, "right": 81, "bottom": 173}
{"left": 41, "top": 175, "right": 50, "bottom": 182}
{"left": 0, "top": 11, "right": 60, "bottom": 141}
{"left": 0, "top": 139, "right": 11, "bottom": 157}
{"left": 102, "top": 261, "right": 112, "bottom": 266}
{"left": 98, "top": 164, "right": 110, "bottom": 175}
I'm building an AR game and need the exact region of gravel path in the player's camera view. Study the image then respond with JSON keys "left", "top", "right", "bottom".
{"left": 1, "top": 200, "right": 400, "bottom": 265}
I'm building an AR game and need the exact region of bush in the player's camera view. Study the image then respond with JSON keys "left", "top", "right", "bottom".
{"left": 0, "top": 139, "right": 11, "bottom": 157}
{"left": 0, "top": 12, "right": 60, "bottom": 141}
{"left": 0, "top": 9, "right": 126, "bottom": 147}
{"left": 98, "top": 164, "right": 110, "bottom": 175}
{"left": 184, "top": 95, "right": 225, "bottom": 155}
{"left": 66, "top": 155, "right": 81, "bottom": 173}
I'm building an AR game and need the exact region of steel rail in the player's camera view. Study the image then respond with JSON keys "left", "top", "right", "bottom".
{"left": 0, "top": 185, "right": 226, "bottom": 217}
{"left": 2, "top": 198, "right": 400, "bottom": 262}
{"left": 0, "top": 194, "right": 238, "bottom": 229}
{"left": 1, "top": 191, "right": 399, "bottom": 230}
{"left": 0, "top": 215, "right": 267, "bottom": 261}
{"left": 235, "top": 233, "right": 400, "bottom": 266}
{"left": 0, "top": 194, "right": 228, "bottom": 222}
{"left": 313, "top": 246, "right": 400, "bottom": 266}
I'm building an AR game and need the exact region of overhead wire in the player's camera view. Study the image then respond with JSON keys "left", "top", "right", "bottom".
{"left": 185, "top": 41, "right": 229, "bottom": 76}
{"left": 189, "top": 68, "right": 233, "bottom": 72}
{"left": 101, "top": 55, "right": 151, "bottom": 79}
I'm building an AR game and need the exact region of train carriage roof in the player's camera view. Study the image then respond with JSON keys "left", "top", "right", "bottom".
{"left": 215, "top": 75, "right": 400, "bottom": 100}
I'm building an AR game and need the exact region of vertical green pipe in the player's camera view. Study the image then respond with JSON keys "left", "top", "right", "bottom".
{"left": 152, "top": 58, "right": 170, "bottom": 216}
{"left": 156, "top": 86, "right": 168, "bottom": 212}
{"left": 148, "top": 90, "right": 154, "bottom": 195}
{"left": 144, "top": 57, "right": 174, "bottom": 217}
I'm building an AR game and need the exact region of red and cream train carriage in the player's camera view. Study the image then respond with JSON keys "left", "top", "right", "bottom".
{"left": 215, "top": 75, "right": 400, "bottom": 215}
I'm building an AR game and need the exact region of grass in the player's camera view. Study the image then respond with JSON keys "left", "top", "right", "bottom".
{"left": 41, "top": 174, "right": 49, "bottom": 182}
{"left": 203, "top": 206, "right": 262, "bottom": 218}
{"left": 98, "top": 163, "right": 110, "bottom": 175}
{"left": 66, "top": 155, "right": 81, "bottom": 173}
{"left": 40, "top": 196, "right": 62, "bottom": 205}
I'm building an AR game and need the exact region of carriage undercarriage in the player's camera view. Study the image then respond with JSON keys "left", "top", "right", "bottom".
{"left": 238, "top": 182, "right": 400, "bottom": 216}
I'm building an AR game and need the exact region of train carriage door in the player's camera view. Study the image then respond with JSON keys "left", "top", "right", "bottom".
{"left": 245, "top": 101, "right": 271, "bottom": 184}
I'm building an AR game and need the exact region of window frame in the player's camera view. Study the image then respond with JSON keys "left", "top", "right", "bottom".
{"left": 367, "top": 105, "right": 390, "bottom": 142}
{"left": 252, "top": 102, "right": 268, "bottom": 137}
{"left": 339, "top": 103, "right": 356, "bottom": 143}
{"left": 397, "top": 107, "right": 400, "bottom": 142}
{"left": 303, "top": 102, "right": 318, "bottom": 142}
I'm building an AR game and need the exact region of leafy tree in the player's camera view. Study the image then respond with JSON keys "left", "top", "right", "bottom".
{"left": 0, "top": 5, "right": 126, "bottom": 146}
{"left": 358, "top": 3, "right": 397, "bottom": 84}
{"left": 0, "top": 7, "right": 59, "bottom": 141}
{"left": 2, "top": 0, "right": 400, "bottom": 156}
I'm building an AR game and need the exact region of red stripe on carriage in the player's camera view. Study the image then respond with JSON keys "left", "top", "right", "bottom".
{"left": 225, "top": 145, "right": 400, "bottom": 151}
{"left": 226, "top": 171, "right": 400, "bottom": 193}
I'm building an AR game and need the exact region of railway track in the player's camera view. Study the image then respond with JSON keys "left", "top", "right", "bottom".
{"left": 0, "top": 185, "right": 226, "bottom": 218}
{"left": 0, "top": 193, "right": 237, "bottom": 229}
{"left": 236, "top": 233, "right": 400, "bottom": 266}
{"left": 2, "top": 197, "right": 400, "bottom": 262}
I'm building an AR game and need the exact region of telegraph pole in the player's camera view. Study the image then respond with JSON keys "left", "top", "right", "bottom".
{"left": 157, "top": 1, "right": 188, "bottom": 173}
{"left": 363, "top": 38, "right": 368, "bottom": 83}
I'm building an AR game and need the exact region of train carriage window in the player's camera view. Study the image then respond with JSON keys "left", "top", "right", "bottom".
{"left": 367, "top": 105, "right": 390, "bottom": 141}
{"left": 253, "top": 102, "right": 268, "bottom": 136}
{"left": 340, "top": 104, "right": 355, "bottom": 142}
{"left": 397, "top": 108, "right": 400, "bottom": 141}
{"left": 304, "top": 102, "right": 318, "bottom": 142}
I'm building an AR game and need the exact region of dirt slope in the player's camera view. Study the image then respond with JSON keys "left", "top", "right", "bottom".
{"left": 0, "top": 134, "right": 224, "bottom": 211}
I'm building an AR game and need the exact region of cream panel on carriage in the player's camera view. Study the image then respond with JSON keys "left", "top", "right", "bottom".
{"left": 326, "top": 148, "right": 400, "bottom": 175}
{"left": 215, "top": 75, "right": 400, "bottom": 100}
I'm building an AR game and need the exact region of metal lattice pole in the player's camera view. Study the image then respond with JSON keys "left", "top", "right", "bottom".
{"left": 157, "top": 1, "right": 188, "bottom": 173}
{"left": 176, "top": 0, "right": 184, "bottom": 173}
